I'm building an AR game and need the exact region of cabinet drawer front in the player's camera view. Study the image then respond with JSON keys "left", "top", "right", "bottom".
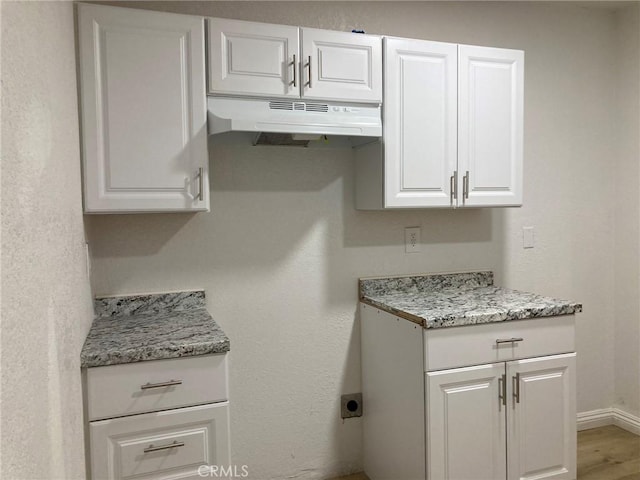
{"left": 87, "top": 354, "right": 228, "bottom": 421}
{"left": 90, "top": 402, "right": 230, "bottom": 480}
{"left": 424, "top": 316, "right": 575, "bottom": 371}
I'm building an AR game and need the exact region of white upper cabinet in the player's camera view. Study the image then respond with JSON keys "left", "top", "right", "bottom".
{"left": 356, "top": 37, "right": 524, "bottom": 210}
{"left": 207, "top": 19, "right": 382, "bottom": 104}
{"left": 458, "top": 45, "right": 524, "bottom": 207}
{"left": 301, "top": 28, "right": 382, "bottom": 103}
{"left": 384, "top": 38, "right": 457, "bottom": 207}
{"left": 207, "top": 18, "right": 299, "bottom": 98}
{"left": 78, "top": 4, "right": 209, "bottom": 213}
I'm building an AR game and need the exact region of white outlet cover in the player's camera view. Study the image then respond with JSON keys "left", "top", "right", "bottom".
{"left": 405, "top": 227, "right": 421, "bottom": 253}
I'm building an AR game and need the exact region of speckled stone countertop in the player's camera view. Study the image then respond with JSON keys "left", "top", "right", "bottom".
{"left": 81, "top": 291, "right": 229, "bottom": 368}
{"left": 360, "top": 272, "right": 582, "bottom": 329}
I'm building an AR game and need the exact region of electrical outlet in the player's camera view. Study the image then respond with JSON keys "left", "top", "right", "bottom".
{"left": 405, "top": 227, "right": 421, "bottom": 253}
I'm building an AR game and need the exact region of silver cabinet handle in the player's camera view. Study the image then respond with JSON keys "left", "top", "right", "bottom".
{"left": 143, "top": 441, "right": 185, "bottom": 454}
{"left": 496, "top": 337, "right": 524, "bottom": 345}
{"left": 197, "top": 167, "right": 204, "bottom": 201}
{"left": 450, "top": 173, "right": 455, "bottom": 205}
{"left": 140, "top": 379, "right": 182, "bottom": 390}
{"left": 462, "top": 171, "right": 469, "bottom": 201}
{"left": 513, "top": 373, "right": 521, "bottom": 404}
{"left": 292, "top": 54, "right": 297, "bottom": 87}
{"left": 307, "top": 55, "right": 312, "bottom": 88}
{"left": 498, "top": 374, "right": 506, "bottom": 408}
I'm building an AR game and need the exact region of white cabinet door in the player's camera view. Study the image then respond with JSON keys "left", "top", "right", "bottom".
{"left": 426, "top": 363, "right": 507, "bottom": 480}
{"left": 458, "top": 45, "right": 524, "bottom": 207}
{"left": 507, "top": 353, "right": 576, "bottom": 480}
{"left": 90, "top": 402, "right": 230, "bottom": 480}
{"left": 301, "top": 28, "right": 382, "bottom": 103}
{"left": 207, "top": 18, "right": 299, "bottom": 98}
{"left": 78, "top": 4, "right": 208, "bottom": 213}
{"left": 384, "top": 38, "right": 457, "bottom": 208}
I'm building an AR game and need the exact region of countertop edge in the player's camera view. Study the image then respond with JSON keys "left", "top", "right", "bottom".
{"left": 360, "top": 296, "right": 582, "bottom": 330}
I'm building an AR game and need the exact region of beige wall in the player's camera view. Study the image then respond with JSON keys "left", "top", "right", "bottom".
{"left": 84, "top": 2, "right": 636, "bottom": 478}
{"left": 614, "top": 3, "right": 640, "bottom": 418}
{"left": 1, "top": 1, "right": 94, "bottom": 479}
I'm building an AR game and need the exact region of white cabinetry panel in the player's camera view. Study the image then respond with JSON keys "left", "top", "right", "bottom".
{"left": 207, "top": 18, "right": 299, "bottom": 98}
{"left": 78, "top": 4, "right": 208, "bottom": 213}
{"left": 507, "top": 353, "right": 576, "bottom": 480}
{"left": 458, "top": 45, "right": 524, "bottom": 207}
{"left": 90, "top": 403, "right": 230, "bottom": 480}
{"left": 301, "top": 28, "right": 382, "bottom": 103}
{"left": 427, "top": 363, "right": 507, "bottom": 480}
{"left": 384, "top": 38, "right": 457, "bottom": 207}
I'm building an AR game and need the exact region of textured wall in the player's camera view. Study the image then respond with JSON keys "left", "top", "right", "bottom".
{"left": 1, "top": 1, "right": 94, "bottom": 479}
{"left": 86, "top": 2, "right": 628, "bottom": 479}
{"left": 614, "top": 3, "right": 640, "bottom": 418}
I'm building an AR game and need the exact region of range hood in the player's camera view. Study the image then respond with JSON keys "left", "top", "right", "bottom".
{"left": 207, "top": 97, "right": 382, "bottom": 139}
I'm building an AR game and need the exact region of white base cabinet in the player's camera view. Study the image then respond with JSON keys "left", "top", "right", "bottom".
{"left": 84, "top": 354, "right": 230, "bottom": 480}
{"left": 361, "top": 304, "right": 577, "bottom": 480}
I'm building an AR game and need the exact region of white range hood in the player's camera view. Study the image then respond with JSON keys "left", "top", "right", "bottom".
{"left": 207, "top": 96, "right": 382, "bottom": 138}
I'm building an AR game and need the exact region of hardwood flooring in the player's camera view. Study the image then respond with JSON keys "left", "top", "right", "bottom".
{"left": 578, "top": 425, "right": 640, "bottom": 480}
{"left": 330, "top": 425, "right": 639, "bottom": 480}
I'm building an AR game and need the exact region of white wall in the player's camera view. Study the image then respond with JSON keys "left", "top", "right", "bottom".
{"left": 86, "top": 2, "right": 632, "bottom": 479}
{"left": 614, "top": 3, "right": 640, "bottom": 418}
{"left": 1, "top": 2, "right": 94, "bottom": 479}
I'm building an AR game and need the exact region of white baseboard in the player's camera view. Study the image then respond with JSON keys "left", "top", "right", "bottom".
{"left": 577, "top": 407, "right": 640, "bottom": 435}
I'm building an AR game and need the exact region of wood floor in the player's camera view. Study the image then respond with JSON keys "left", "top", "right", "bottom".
{"left": 330, "top": 425, "right": 639, "bottom": 480}
{"left": 578, "top": 425, "right": 640, "bottom": 480}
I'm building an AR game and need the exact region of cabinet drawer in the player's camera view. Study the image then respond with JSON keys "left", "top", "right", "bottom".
{"left": 424, "top": 316, "right": 575, "bottom": 371}
{"left": 87, "top": 354, "right": 227, "bottom": 421}
{"left": 90, "top": 402, "right": 230, "bottom": 480}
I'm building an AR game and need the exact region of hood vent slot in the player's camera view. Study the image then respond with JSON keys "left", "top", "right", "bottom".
{"left": 268, "top": 101, "right": 329, "bottom": 113}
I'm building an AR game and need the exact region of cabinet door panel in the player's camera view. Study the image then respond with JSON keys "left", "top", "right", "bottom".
{"left": 427, "top": 363, "right": 506, "bottom": 480}
{"left": 507, "top": 353, "right": 576, "bottom": 480}
{"left": 78, "top": 4, "right": 208, "bottom": 213}
{"left": 384, "top": 38, "right": 457, "bottom": 208}
{"left": 208, "top": 18, "right": 299, "bottom": 98}
{"left": 458, "top": 45, "right": 523, "bottom": 207}
{"left": 301, "top": 28, "right": 381, "bottom": 103}
{"left": 90, "top": 403, "right": 230, "bottom": 480}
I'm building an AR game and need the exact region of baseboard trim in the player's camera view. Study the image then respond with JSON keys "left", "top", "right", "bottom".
{"left": 577, "top": 408, "right": 614, "bottom": 431}
{"left": 577, "top": 407, "right": 640, "bottom": 435}
{"left": 612, "top": 407, "right": 640, "bottom": 435}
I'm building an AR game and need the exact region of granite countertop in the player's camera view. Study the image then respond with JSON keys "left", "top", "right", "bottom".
{"left": 81, "top": 290, "right": 230, "bottom": 368}
{"left": 360, "top": 271, "right": 582, "bottom": 329}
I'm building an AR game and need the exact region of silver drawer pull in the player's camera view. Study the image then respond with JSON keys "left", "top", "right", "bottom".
{"left": 495, "top": 337, "right": 524, "bottom": 345}
{"left": 140, "top": 379, "right": 182, "bottom": 390}
{"left": 143, "top": 441, "right": 185, "bottom": 454}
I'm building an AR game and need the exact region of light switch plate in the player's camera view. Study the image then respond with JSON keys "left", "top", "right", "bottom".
{"left": 523, "top": 227, "right": 535, "bottom": 249}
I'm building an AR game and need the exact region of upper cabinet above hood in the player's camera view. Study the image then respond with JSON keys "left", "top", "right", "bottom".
{"left": 206, "top": 18, "right": 383, "bottom": 137}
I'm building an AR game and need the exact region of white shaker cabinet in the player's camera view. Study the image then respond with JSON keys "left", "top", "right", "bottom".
{"left": 78, "top": 4, "right": 209, "bottom": 213}
{"left": 207, "top": 18, "right": 382, "bottom": 103}
{"left": 355, "top": 37, "right": 523, "bottom": 209}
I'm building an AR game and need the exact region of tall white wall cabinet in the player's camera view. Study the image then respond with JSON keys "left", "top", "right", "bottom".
{"left": 207, "top": 18, "right": 382, "bottom": 103}
{"left": 356, "top": 37, "right": 524, "bottom": 209}
{"left": 77, "top": 4, "right": 209, "bottom": 213}
{"left": 361, "top": 306, "right": 577, "bottom": 480}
